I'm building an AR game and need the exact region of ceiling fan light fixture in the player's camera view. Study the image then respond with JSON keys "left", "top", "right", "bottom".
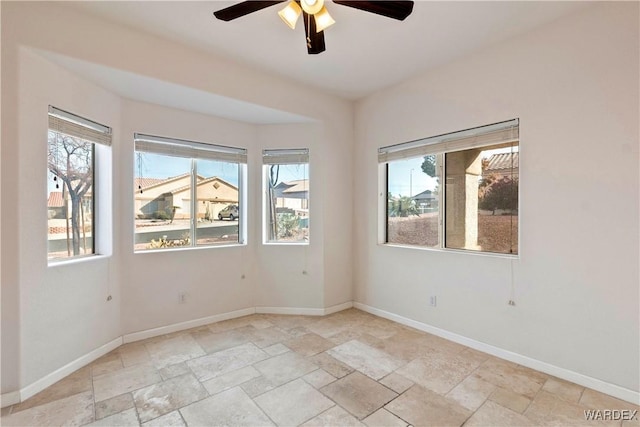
{"left": 314, "top": 6, "right": 335, "bottom": 32}
{"left": 278, "top": 1, "right": 302, "bottom": 29}
{"left": 300, "top": 0, "right": 324, "bottom": 15}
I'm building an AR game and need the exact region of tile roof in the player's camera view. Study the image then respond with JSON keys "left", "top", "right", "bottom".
{"left": 281, "top": 179, "right": 309, "bottom": 194}
{"left": 134, "top": 177, "right": 164, "bottom": 190}
{"left": 484, "top": 152, "right": 519, "bottom": 172}
{"left": 47, "top": 191, "right": 64, "bottom": 207}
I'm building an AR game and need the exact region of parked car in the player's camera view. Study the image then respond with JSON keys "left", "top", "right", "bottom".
{"left": 218, "top": 204, "right": 239, "bottom": 221}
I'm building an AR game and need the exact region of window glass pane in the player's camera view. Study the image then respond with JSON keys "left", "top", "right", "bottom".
{"left": 48, "top": 131, "right": 95, "bottom": 260}
{"left": 134, "top": 152, "right": 192, "bottom": 251}
{"left": 195, "top": 159, "right": 240, "bottom": 245}
{"left": 386, "top": 155, "right": 441, "bottom": 247}
{"left": 445, "top": 143, "right": 518, "bottom": 254}
{"left": 265, "top": 163, "right": 309, "bottom": 243}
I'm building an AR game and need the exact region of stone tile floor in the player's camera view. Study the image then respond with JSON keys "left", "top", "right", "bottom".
{"left": 1, "top": 309, "right": 638, "bottom": 426}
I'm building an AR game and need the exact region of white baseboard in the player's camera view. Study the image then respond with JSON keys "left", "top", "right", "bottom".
{"left": 122, "top": 307, "right": 256, "bottom": 344}
{"left": 0, "top": 391, "right": 20, "bottom": 408}
{"left": 354, "top": 302, "right": 640, "bottom": 405}
{"left": 256, "top": 301, "right": 353, "bottom": 316}
{"left": 18, "top": 336, "right": 122, "bottom": 405}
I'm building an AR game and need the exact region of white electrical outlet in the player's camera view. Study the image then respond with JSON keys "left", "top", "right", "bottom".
{"left": 429, "top": 296, "right": 437, "bottom": 307}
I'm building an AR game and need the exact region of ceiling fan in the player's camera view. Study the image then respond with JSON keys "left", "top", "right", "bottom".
{"left": 213, "top": 0, "right": 414, "bottom": 55}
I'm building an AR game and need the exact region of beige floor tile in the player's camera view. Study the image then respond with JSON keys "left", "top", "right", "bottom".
{"left": 385, "top": 385, "right": 471, "bottom": 427}
{"left": 93, "top": 364, "right": 162, "bottom": 402}
{"left": 327, "top": 329, "right": 382, "bottom": 347}
{"left": 580, "top": 388, "right": 640, "bottom": 411}
{"left": 303, "top": 369, "right": 337, "bottom": 389}
{"left": 489, "top": 387, "right": 531, "bottom": 413}
{"left": 10, "top": 366, "right": 92, "bottom": 413}
{"left": 255, "top": 379, "right": 335, "bottom": 426}
{"left": 119, "top": 343, "right": 151, "bottom": 367}
{"left": 240, "top": 375, "right": 277, "bottom": 398}
{"left": 263, "top": 314, "right": 317, "bottom": 330}
{"left": 285, "top": 332, "right": 335, "bottom": 357}
{"left": 145, "top": 334, "right": 206, "bottom": 369}
{"left": 86, "top": 407, "right": 139, "bottom": 426}
{"left": 253, "top": 351, "right": 318, "bottom": 385}
{"left": 472, "top": 358, "right": 546, "bottom": 399}
{"left": 1, "top": 406, "right": 12, "bottom": 417}
{"left": 95, "top": 393, "right": 134, "bottom": 420}
{"left": 141, "top": 410, "right": 185, "bottom": 426}
{"left": 541, "top": 377, "right": 584, "bottom": 403}
{"left": 380, "top": 372, "right": 414, "bottom": 394}
{"left": 201, "top": 365, "right": 261, "bottom": 395}
{"left": 308, "top": 352, "right": 355, "bottom": 378}
{"left": 307, "top": 316, "right": 356, "bottom": 338}
{"left": 376, "top": 330, "right": 437, "bottom": 363}
{"left": 446, "top": 375, "right": 496, "bottom": 411}
{"left": 328, "top": 340, "right": 403, "bottom": 380}
{"left": 207, "top": 316, "right": 255, "bottom": 334}
{"left": 465, "top": 400, "right": 534, "bottom": 426}
{"left": 396, "top": 350, "right": 482, "bottom": 395}
{"left": 263, "top": 343, "right": 290, "bottom": 356}
{"left": 248, "top": 326, "right": 291, "bottom": 348}
{"left": 320, "top": 372, "right": 398, "bottom": 419}
{"left": 186, "top": 342, "right": 268, "bottom": 382}
{"left": 158, "top": 362, "right": 191, "bottom": 380}
{"left": 0, "top": 391, "right": 94, "bottom": 427}
{"left": 525, "top": 389, "right": 621, "bottom": 426}
{"left": 133, "top": 373, "right": 208, "bottom": 422}
{"left": 363, "top": 408, "right": 408, "bottom": 427}
{"left": 301, "top": 405, "right": 365, "bottom": 427}
{"left": 180, "top": 387, "right": 274, "bottom": 426}
{"left": 89, "top": 351, "right": 124, "bottom": 377}
{"left": 192, "top": 326, "right": 254, "bottom": 354}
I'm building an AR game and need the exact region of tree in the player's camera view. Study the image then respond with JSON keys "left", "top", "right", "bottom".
{"left": 267, "top": 164, "right": 280, "bottom": 240}
{"left": 478, "top": 177, "right": 518, "bottom": 214}
{"left": 421, "top": 155, "right": 436, "bottom": 177}
{"left": 48, "top": 132, "right": 93, "bottom": 256}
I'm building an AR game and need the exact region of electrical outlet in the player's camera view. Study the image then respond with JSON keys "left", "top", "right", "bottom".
{"left": 429, "top": 296, "right": 437, "bottom": 307}
{"left": 178, "top": 292, "right": 187, "bottom": 304}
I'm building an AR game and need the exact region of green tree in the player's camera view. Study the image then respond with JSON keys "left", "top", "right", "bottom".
{"left": 421, "top": 155, "right": 436, "bottom": 177}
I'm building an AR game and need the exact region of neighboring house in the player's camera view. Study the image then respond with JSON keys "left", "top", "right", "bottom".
{"left": 134, "top": 174, "right": 239, "bottom": 219}
{"left": 482, "top": 152, "right": 519, "bottom": 180}
{"left": 273, "top": 179, "right": 309, "bottom": 212}
{"left": 47, "top": 190, "right": 92, "bottom": 219}
{"left": 412, "top": 189, "right": 438, "bottom": 213}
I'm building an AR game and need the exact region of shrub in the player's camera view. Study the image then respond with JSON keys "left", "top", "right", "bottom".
{"left": 152, "top": 210, "right": 170, "bottom": 220}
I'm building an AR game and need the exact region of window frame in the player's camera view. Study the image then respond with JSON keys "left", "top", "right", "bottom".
{"left": 379, "top": 119, "right": 519, "bottom": 257}
{"left": 47, "top": 106, "right": 112, "bottom": 264}
{"left": 262, "top": 148, "right": 310, "bottom": 245}
{"left": 133, "top": 133, "right": 247, "bottom": 252}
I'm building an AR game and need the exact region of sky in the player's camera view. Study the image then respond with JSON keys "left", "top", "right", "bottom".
{"left": 135, "top": 153, "right": 307, "bottom": 185}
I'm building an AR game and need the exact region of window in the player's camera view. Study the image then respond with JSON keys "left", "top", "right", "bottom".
{"left": 47, "top": 106, "right": 111, "bottom": 261}
{"left": 380, "top": 119, "right": 519, "bottom": 255}
{"left": 263, "top": 149, "right": 309, "bottom": 243}
{"left": 134, "top": 134, "right": 246, "bottom": 251}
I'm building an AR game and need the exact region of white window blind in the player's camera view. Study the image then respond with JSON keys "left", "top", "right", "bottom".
{"left": 262, "top": 148, "right": 309, "bottom": 165}
{"left": 135, "top": 134, "right": 247, "bottom": 163}
{"left": 48, "top": 106, "right": 112, "bottom": 146}
{"left": 378, "top": 119, "right": 519, "bottom": 163}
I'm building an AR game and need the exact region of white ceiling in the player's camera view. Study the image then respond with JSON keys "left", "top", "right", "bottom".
{"left": 69, "top": 1, "right": 589, "bottom": 100}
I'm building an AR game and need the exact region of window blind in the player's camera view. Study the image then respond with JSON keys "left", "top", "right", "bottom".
{"left": 48, "top": 106, "right": 112, "bottom": 146}
{"left": 378, "top": 119, "right": 519, "bottom": 163}
{"left": 262, "top": 148, "right": 309, "bottom": 165}
{"left": 134, "top": 133, "right": 247, "bottom": 163}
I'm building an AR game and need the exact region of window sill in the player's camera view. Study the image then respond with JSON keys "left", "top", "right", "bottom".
{"left": 381, "top": 243, "right": 519, "bottom": 259}
{"left": 262, "top": 242, "right": 309, "bottom": 246}
{"left": 134, "top": 242, "right": 246, "bottom": 255}
{"left": 48, "top": 254, "right": 110, "bottom": 267}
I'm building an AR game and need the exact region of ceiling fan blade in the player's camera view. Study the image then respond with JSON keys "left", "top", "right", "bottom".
{"left": 332, "top": 1, "right": 414, "bottom": 21}
{"left": 302, "top": 12, "right": 326, "bottom": 55}
{"left": 213, "top": 1, "right": 285, "bottom": 21}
